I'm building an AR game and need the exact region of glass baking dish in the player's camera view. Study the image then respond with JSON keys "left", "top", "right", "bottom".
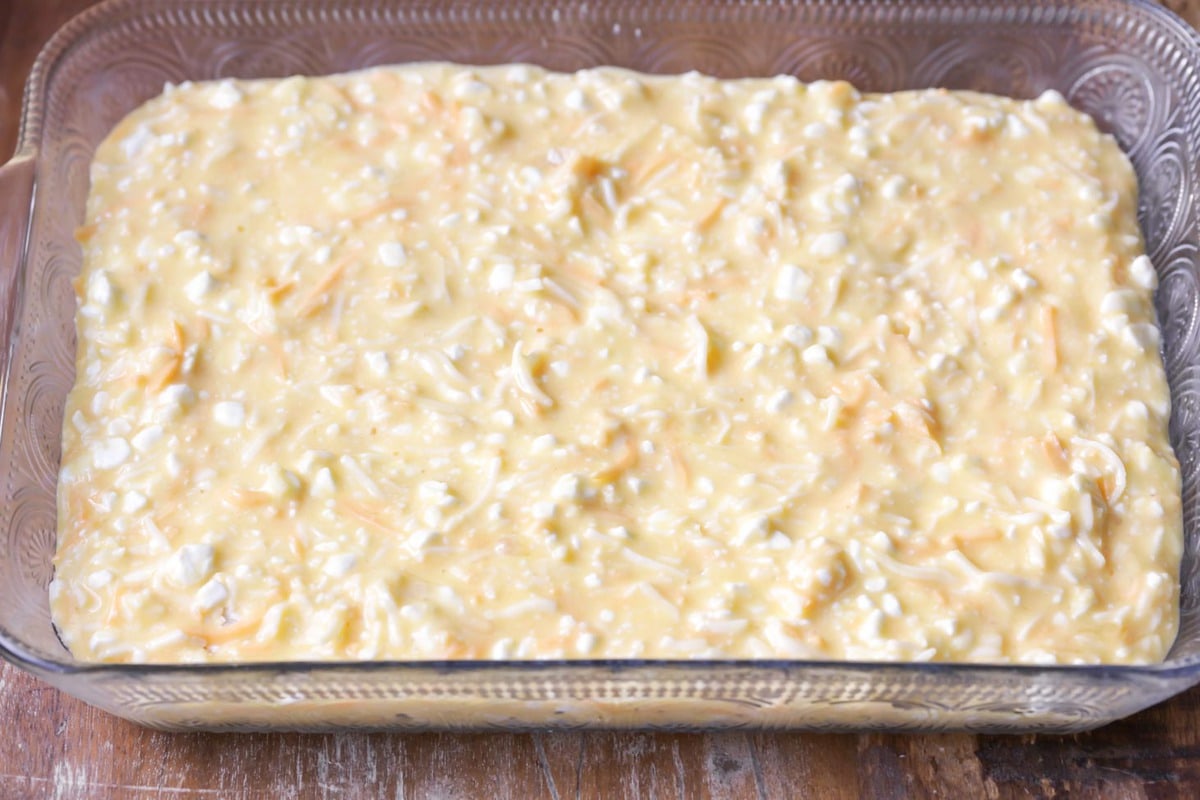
{"left": 3, "top": 0, "right": 1200, "bottom": 733}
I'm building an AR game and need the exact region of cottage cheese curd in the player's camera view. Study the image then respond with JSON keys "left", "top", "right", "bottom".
{"left": 53, "top": 64, "right": 1181, "bottom": 664}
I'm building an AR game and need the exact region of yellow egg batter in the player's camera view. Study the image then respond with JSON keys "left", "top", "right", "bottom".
{"left": 53, "top": 64, "right": 1181, "bottom": 664}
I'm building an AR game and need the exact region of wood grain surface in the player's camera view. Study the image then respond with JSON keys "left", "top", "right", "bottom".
{"left": 5, "top": 1, "right": 1200, "bottom": 798}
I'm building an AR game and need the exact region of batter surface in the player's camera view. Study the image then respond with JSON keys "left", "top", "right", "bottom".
{"left": 53, "top": 64, "right": 1181, "bottom": 664}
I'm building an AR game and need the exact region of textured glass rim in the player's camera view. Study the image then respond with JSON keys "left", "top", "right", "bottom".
{"left": 4, "top": 0, "right": 1200, "bottom": 686}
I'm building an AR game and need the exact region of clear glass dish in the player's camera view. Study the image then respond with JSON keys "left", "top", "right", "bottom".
{"left": 2, "top": 0, "right": 1200, "bottom": 732}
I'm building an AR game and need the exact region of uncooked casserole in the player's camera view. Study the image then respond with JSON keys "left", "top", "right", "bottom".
{"left": 52, "top": 63, "right": 1182, "bottom": 665}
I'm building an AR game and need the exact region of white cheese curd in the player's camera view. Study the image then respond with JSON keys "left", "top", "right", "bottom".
{"left": 55, "top": 64, "right": 1180, "bottom": 665}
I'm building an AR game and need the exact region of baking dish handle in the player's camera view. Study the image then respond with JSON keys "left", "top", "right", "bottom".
{"left": 0, "top": 153, "right": 36, "bottom": 376}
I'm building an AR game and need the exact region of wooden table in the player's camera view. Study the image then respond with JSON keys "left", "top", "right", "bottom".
{"left": 5, "top": 1, "right": 1200, "bottom": 796}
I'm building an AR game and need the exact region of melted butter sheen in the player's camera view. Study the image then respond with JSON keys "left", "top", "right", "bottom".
{"left": 54, "top": 64, "right": 1181, "bottom": 665}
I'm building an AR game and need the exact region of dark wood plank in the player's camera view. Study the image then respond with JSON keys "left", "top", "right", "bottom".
{"left": 977, "top": 683, "right": 1200, "bottom": 800}
{"left": 751, "top": 730, "right": 859, "bottom": 799}
{"left": 5, "top": 1, "right": 1200, "bottom": 798}
{"left": 0, "top": 0, "right": 86, "bottom": 162}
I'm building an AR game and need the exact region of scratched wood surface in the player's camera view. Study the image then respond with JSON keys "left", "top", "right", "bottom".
{"left": 5, "top": 1, "right": 1200, "bottom": 798}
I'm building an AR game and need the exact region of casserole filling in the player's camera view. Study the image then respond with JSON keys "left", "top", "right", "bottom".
{"left": 54, "top": 63, "right": 1181, "bottom": 664}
